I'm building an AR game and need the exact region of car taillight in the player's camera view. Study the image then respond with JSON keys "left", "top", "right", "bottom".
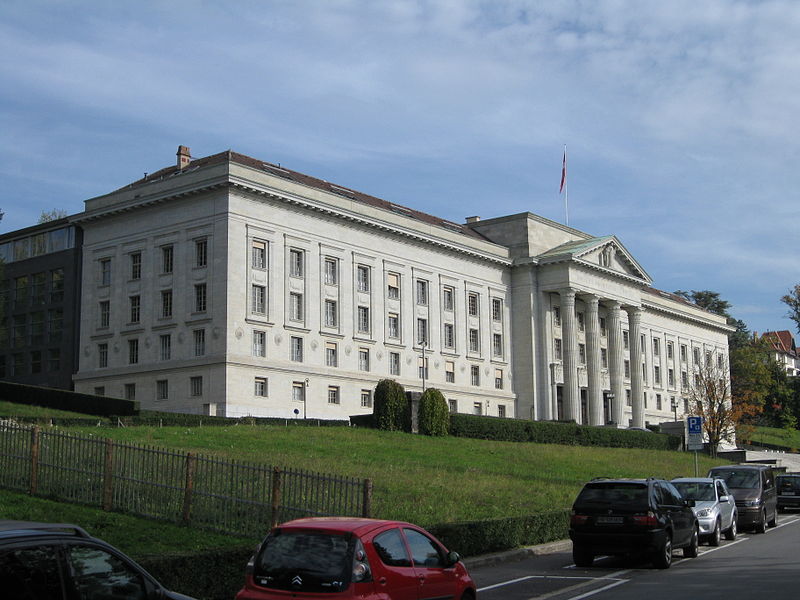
{"left": 630, "top": 511, "right": 658, "bottom": 527}
{"left": 352, "top": 539, "right": 372, "bottom": 583}
{"left": 570, "top": 511, "right": 590, "bottom": 526}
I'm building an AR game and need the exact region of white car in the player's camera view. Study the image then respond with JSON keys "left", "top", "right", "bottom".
{"left": 672, "top": 477, "right": 737, "bottom": 545}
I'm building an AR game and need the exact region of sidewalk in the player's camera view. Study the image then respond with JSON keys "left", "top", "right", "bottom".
{"left": 463, "top": 539, "right": 572, "bottom": 569}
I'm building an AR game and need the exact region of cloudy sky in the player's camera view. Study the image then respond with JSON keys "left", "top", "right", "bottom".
{"left": 1, "top": 1, "right": 798, "bottom": 334}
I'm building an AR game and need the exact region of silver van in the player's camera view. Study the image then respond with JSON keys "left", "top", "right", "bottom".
{"left": 707, "top": 465, "right": 777, "bottom": 533}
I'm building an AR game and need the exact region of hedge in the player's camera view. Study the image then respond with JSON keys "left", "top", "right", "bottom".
{"left": 0, "top": 380, "right": 138, "bottom": 416}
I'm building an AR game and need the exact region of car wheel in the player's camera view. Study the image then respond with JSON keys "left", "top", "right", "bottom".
{"left": 653, "top": 534, "right": 673, "bottom": 569}
{"left": 460, "top": 591, "right": 476, "bottom": 600}
{"left": 684, "top": 526, "right": 699, "bottom": 558}
{"left": 756, "top": 510, "right": 767, "bottom": 534}
{"left": 709, "top": 519, "right": 721, "bottom": 547}
{"left": 724, "top": 517, "right": 737, "bottom": 540}
{"left": 768, "top": 510, "right": 778, "bottom": 528}
{"left": 572, "top": 545, "right": 594, "bottom": 568}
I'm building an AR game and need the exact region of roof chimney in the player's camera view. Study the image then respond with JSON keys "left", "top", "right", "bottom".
{"left": 465, "top": 216, "right": 481, "bottom": 224}
{"left": 176, "top": 145, "right": 192, "bottom": 170}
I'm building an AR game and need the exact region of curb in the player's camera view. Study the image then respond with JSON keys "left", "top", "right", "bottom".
{"left": 463, "top": 539, "right": 572, "bottom": 569}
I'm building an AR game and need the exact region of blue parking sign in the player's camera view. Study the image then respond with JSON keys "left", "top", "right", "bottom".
{"left": 687, "top": 416, "right": 703, "bottom": 434}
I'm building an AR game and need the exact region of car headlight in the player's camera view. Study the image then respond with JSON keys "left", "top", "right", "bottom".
{"left": 695, "top": 508, "right": 711, "bottom": 518}
{"left": 743, "top": 500, "right": 762, "bottom": 507}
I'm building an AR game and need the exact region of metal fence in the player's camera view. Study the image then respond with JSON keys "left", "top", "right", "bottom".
{"left": 0, "top": 422, "right": 372, "bottom": 537}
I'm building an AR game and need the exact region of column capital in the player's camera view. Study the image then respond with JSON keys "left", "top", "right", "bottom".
{"left": 583, "top": 293, "right": 600, "bottom": 308}
{"left": 605, "top": 299, "right": 622, "bottom": 311}
{"left": 559, "top": 288, "right": 577, "bottom": 304}
{"left": 624, "top": 305, "right": 644, "bottom": 320}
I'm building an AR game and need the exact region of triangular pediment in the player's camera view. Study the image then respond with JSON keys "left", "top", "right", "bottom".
{"left": 537, "top": 235, "right": 652, "bottom": 284}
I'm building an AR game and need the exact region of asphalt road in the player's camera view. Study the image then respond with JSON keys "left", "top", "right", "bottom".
{"left": 470, "top": 514, "right": 800, "bottom": 600}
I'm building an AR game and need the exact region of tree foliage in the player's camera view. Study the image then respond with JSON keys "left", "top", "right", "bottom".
{"left": 373, "top": 379, "right": 410, "bottom": 432}
{"left": 38, "top": 208, "right": 68, "bottom": 223}
{"left": 417, "top": 388, "right": 450, "bottom": 436}
{"left": 673, "top": 290, "right": 732, "bottom": 318}
{"left": 781, "top": 284, "right": 800, "bottom": 335}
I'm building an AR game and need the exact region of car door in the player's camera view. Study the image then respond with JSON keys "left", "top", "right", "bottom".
{"left": 370, "top": 527, "right": 419, "bottom": 600}
{"left": 0, "top": 542, "right": 67, "bottom": 599}
{"left": 62, "top": 542, "right": 151, "bottom": 600}
{"left": 716, "top": 480, "right": 735, "bottom": 529}
{"left": 763, "top": 469, "right": 777, "bottom": 521}
{"left": 402, "top": 527, "right": 458, "bottom": 600}
{"left": 660, "top": 482, "right": 693, "bottom": 546}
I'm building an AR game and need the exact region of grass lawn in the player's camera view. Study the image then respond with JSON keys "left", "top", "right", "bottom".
{"left": 0, "top": 400, "right": 94, "bottom": 419}
{"left": 743, "top": 425, "right": 800, "bottom": 450}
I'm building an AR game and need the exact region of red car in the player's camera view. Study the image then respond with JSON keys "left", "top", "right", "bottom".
{"left": 235, "top": 517, "right": 477, "bottom": 600}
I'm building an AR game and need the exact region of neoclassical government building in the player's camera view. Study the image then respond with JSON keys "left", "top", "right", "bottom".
{"left": 70, "top": 146, "right": 732, "bottom": 427}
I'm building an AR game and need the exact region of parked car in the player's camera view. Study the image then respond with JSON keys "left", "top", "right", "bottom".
{"left": 777, "top": 473, "right": 800, "bottom": 512}
{"left": 0, "top": 520, "right": 195, "bottom": 599}
{"left": 708, "top": 464, "right": 778, "bottom": 533}
{"left": 235, "top": 517, "right": 477, "bottom": 600}
{"left": 672, "top": 477, "right": 737, "bottom": 545}
{"left": 569, "top": 478, "right": 699, "bottom": 569}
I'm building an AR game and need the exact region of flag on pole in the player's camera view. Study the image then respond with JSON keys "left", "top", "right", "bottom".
{"left": 559, "top": 148, "right": 567, "bottom": 194}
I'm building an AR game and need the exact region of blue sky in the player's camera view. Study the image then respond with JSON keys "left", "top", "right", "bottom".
{"left": 1, "top": 1, "right": 799, "bottom": 335}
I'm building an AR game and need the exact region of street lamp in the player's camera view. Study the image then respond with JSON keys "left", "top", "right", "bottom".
{"left": 304, "top": 378, "right": 309, "bottom": 419}
{"left": 671, "top": 397, "right": 678, "bottom": 422}
{"left": 420, "top": 341, "right": 428, "bottom": 393}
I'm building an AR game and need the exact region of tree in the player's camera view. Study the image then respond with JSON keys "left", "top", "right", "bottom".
{"left": 729, "top": 338, "right": 772, "bottom": 439}
{"left": 673, "top": 290, "right": 732, "bottom": 318}
{"left": 417, "top": 388, "right": 450, "bottom": 436}
{"left": 373, "top": 379, "right": 410, "bottom": 432}
{"left": 38, "top": 208, "right": 68, "bottom": 223}
{"left": 781, "top": 284, "right": 800, "bottom": 335}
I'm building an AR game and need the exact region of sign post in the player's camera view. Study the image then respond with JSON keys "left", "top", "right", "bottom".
{"left": 687, "top": 416, "right": 704, "bottom": 476}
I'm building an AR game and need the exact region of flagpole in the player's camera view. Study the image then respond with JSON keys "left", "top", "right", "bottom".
{"left": 560, "top": 144, "right": 569, "bottom": 226}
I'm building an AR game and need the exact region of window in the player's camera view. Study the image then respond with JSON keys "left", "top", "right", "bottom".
{"left": 668, "top": 368, "right": 675, "bottom": 387}
{"left": 443, "top": 286, "right": 454, "bottom": 311}
{"left": 48, "top": 348, "right": 60, "bottom": 371}
{"left": 469, "top": 328, "right": 479, "bottom": 352}
{"left": 15, "top": 275, "right": 29, "bottom": 307}
{"left": 717, "top": 354, "right": 724, "bottom": 369}
{"left": 492, "top": 298, "right": 502, "bottom": 322}
{"left": 554, "top": 338, "right": 562, "bottom": 360}
{"left": 195, "top": 283, "right": 207, "bottom": 312}
{"left": 12, "top": 353, "right": 25, "bottom": 376}
{"left": 600, "top": 317, "right": 607, "bottom": 337}
{"left": 653, "top": 338, "right": 660, "bottom": 356}
{"left": 693, "top": 347, "right": 701, "bottom": 365}
{"left": 626, "top": 389, "right": 632, "bottom": 406}
{"left": 253, "top": 330, "right": 266, "bottom": 357}
{"left": 159, "top": 334, "right": 171, "bottom": 361}
{"left": 190, "top": 376, "right": 203, "bottom": 397}
{"left": 493, "top": 333, "right": 503, "bottom": 357}
{"left": 161, "top": 289, "right": 173, "bottom": 318}
{"left": 328, "top": 386, "right": 340, "bottom": 404}
{"left": 195, "top": 238, "right": 208, "bottom": 267}
{"left": 31, "top": 272, "right": 45, "bottom": 305}
{"left": 291, "top": 336, "right": 303, "bottom": 362}
{"left": 706, "top": 351, "right": 712, "bottom": 366}
{"left": 471, "top": 365, "right": 480, "bottom": 386}
{"left": 577, "top": 312, "right": 585, "bottom": 332}
{"left": 623, "top": 330, "right": 630, "bottom": 350}
{"left": 98, "top": 343, "right": 108, "bottom": 368}
{"left": 387, "top": 273, "right": 400, "bottom": 300}
{"left": 94, "top": 386, "right": 105, "bottom": 396}
{"left": 498, "top": 404, "right": 507, "bottom": 418}
{"left": 601, "top": 347, "right": 608, "bottom": 369}
{"left": 357, "top": 306, "right": 370, "bottom": 334}
{"left": 641, "top": 334, "right": 646, "bottom": 353}
{"left": 445, "top": 360, "right": 455, "bottom": 383}
{"left": 252, "top": 241, "right": 267, "bottom": 269}
{"left": 289, "top": 292, "right": 303, "bottom": 321}
{"left": 578, "top": 343, "right": 586, "bottom": 364}
{"left": 50, "top": 268, "right": 64, "bottom": 303}
{"left": 416, "top": 279, "right": 428, "bottom": 305}
{"left": 495, "top": 368, "right": 503, "bottom": 389}
{"left": 624, "top": 359, "right": 631, "bottom": 378}
{"left": 643, "top": 362, "right": 648, "bottom": 383}
{"left": 667, "top": 341, "right": 674, "bottom": 360}
{"left": 326, "top": 342, "right": 338, "bottom": 367}
{"left": 100, "top": 258, "right": 111, "bottom": 286}
{"left": 130, "top": 252, "right": 142, "bottom": 280}
{"left": 289, "top": 248, "right": 304, "bottom": 277}
{"left": 468, "top": 293, "right": 479, "bottom": 317}
{"left": 292, "top": 381, "right": 305, "bottom": 403}
{"left": 156, "top": 379, "right": 168, "bottom": 400}
{"left": 48, "top": 309, "right": 63, "bottom": 342}
{"left": 656, "top": 393, "right": 662, "bottom": 410}
{"left": 325, "top": 300, "right": 338, "bottom": 327}
{"left": 361, "top": 390, "right": 373, "bottom": 408}
{"left": 359, "top": 348, "right": 370, "bottom": 371}
{"left": 124, "top": 383, "right": 136, "bottom": 400}
{"left": 416, "top": 318, "right": 428, "bottom": 345}
{"left": 682, "top": 371, "right": 689, "bottom": 387}
{"left": 357, "top": 265, "right": 370, "bottom": 292}
{"left": 31, "top": 350, "right": 42, "bottom": 373}
{"left": 444, "top": 323, "right": 455, "bottom": 348}
{"left": 473, "top": 402, "right": 482, "bottom": 415}
{"left": 254, "top": 377, "right": 268, "bottom": 397}
{"left": 388, "top": 313, "right": 399, "bottom": 338}
{"left": 193, "top": 329, "right": 206, "bottom": 356}
{"left": 30, "top": 312, "right": 44, "bottom": 345}
{"left": 654, "top": 365, "right": 661, "bottom": 386}
{"left": 128, "top": 339, "right": 139, "bottom": 364}
{"left": 418, "top": 356, "right": 428, "bottom": 379}
{"left": 248, "top": 284, "right": 265, "bottom": 316}
{"left": 161, "top": 245, "right": 174, "bottom": 274}
{"left": 389, "top": 352, "right": 400, "bottom": 376}
{"left": 449, "top": 399, "right": 457, "bottom": 413}
{"left": 99, "top": 301, "right": 110, "bottom": 328}
{"left": 324, "top": 257, "right": 338, "bottom": 285}
{"left": 553, "top": 306, "right": 561, "bottom": 327}
{"left": 681, "top": 344, "right": 688, "bottom": 362}
{"left": 129, "top": 295, "right": 140, "bottom": 323}
{"left": 65, "top": 545, "right": 148, "bottom": 600}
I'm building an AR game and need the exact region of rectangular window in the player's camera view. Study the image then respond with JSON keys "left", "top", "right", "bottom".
{"left": 654, "top": 365, "right": 661, "bottom": 386}
{"left": 252, "top": 285, "right": 266, "bottom": 315}
{"left": 162, "top": 245, "right": 174, "bottom": 274}
{"left": 388, "top": 313, "right": 400, "bottom": 338}
{"left": 156, "top": 379, "right": 169, "bottom": 400}
{"left": 124, "top": 383, "right": 136, "bottom": 400}
{"left": 325, "top": 299, "right": 338, "bottom": 327}
{"left": 129, "top": 295, "right": 140, "bottom": 323}
{"left": 30, "top": 350, "right": 42, "bottom": 374}
{"left": 682, "top": 371, "right": 689, "bottom": 388}
{"left": 190, "top": 376, "right": 203, "bottom": 397}
{"left": 445, "top": 360, "right": 455, "bottom": 383}
{"left": 289, "top": 292, "right": 303, "bottom": 321}
{"left": 492, "top": 298, "right": 502, "bottom": 322}
{"left": 498, "top": 404, "right": 507, "bottom": 418}
{"left": 291, "top": 336, "right": 303, "bottom": 362}
{"left": 326, "top": 342, "right": 338, "bottom": 367}
{"left": 468, "top": 293, "right": 479, "bottom": 317}
{"left": 444, "top": 323, "right": 455, "bottom": 348}
{"left": 471, "top": 365, "right": 480, "bottom": 386}
{"left": 100, "top": 258, "right": 111, "bottom": 286}
{"left": 48, "top": 349, "right": 60, "bottom": 371}
{"left": 601, "top": 347, "right": 608, "bottom": 369}
{"left": 50, "top": 268, "right": 64, "bottom": 303}
{"left": 94, "top": 386, "right": 105, "bottom": 396}
{"left": 578, "top": 343, "right": 586, "bottom": 365}
{"left": 553, "top": 306, "right": 561, "bottom": 327}
{"left": 693, "top": 347, "right": 701, "bottom": 365}
{"left": 418, "top": 356, "right": 428, "bottom": 379}
{"left": 160, "top": 334, "right": 171, "bottom": 361}
{"left": 449, "top": 399, "right": 457, "bottom": 413}
{"left": 252, "top": 241, "right": 267, "bottom": 269}
{"left": 30, "top": 312, "right": 44, "bottom": 345}
{"left": 624, "top": 359, "right": 631, "bottom": 378}
{"left": 681, "top": 344, "right": 688, "bottom": 362}
{"left": 130, "top": 252, "right": 142, "bottom": 280}
{"left": 357, "top": 306, "right": 370, "bottom": 334}
{"left": 361, "top": 390, "right": 372, "bottom": 408}
{"left": 469, "top": 328, "right": 479, "bottom": 352}
{"left": 473, "top": 402, "right": 483, "bottom": 415}
{"left": 667, "top": 341, "right": 674, "bottom": 360}
{"left": 717, "top": 354, "right": 724, "bottom": 369}
{"left": 12, "top": 353, "right": 25, "bottom": 376}
{"left": 194, "top": 329, "right": 206, "bottom": 356}
{"left": 416, "top": 279, "right": 428, "bottom": 305}
{"left": 357, "top": 265, "right": 370, "bottom": 292}
{"left": 600, "top": 317, "right": 607, "bottom": 337}
{"left": 443, "top": 286, "right": 454, "bottom": 311}
{"left": 389, "top": 352, "right": 400, "bottom": 376}
{"left": 253, "top": 330, "right": 266, "bottom": 357}
{"left": 706, "top": 351, "right": 712, "bottom": 366}
{"left": 254, "top": 377, "right": 268, "bottom": 397}
{"left": 99, "top": 301, "right": 110, "bottom": 328}
{"left": 656, "top": 393, "right": 662, "bottom": 410}
{"left": 195, "top": 283, "right": 207, "bottom": 312}
{"left": 98, "top": 343, "right": 108, "bottom": 368}
{"left": 641, "top": 334, "right": 646, "bottom": 353}
{"left": 31, "top": 272, "right": 45, "bottom": 305}
{"left": 554, "top": 338, "right": 562, "bottom": 360}
{"left": 643, "top": 362, "right": 648, "bottom": 383}
{"left": 493, "top": 333, "right": 503, "bottom": 358}
{"left": 495, "top": 368, "right": 503, "bottom": 390}
{"left": 668, "top": 368, "right": 675, "bottom": 387}
{"left": 324, "top": 257, "right": 338, "bottom": 285}
{"left": 359, "top": 348, "right": 370, "bottom": 372}
{"left": 417, "top": 318, "right": 428, "bottom": 345}
{"left": 577, "top": 312, "right": 585, "bottom": 332}
{"left": 387, "top": 273, "right": 400, "bottom": 300}
{"left": 289, "top": 248, "right": 304, "bottom": 277}
{"left": 195, "top": 239, "right": 208, "bottom": 268}
{"left": 653, "top": 338, "right": 660, "bottom": 356}
{"left": 292, "top": 381, "right": 305, "bottom": 403}
{"left": 327, "top": 386, "right": 340, "bottom": 404}
{"left": 626, "top": 389, "right": 632, "bottom": 406}
{"left": 161, "top": 289, "right": 173, "bottom": 318}
{"left": 623, "top": 330, "right": 630, "bottom": 350}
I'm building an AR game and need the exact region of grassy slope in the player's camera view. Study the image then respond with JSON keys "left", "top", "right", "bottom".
{"left": 0, "top": 400, "right": 93, "bottom": 418}
{"left": 744, "top": 425, "right": 800, "bottom": 449}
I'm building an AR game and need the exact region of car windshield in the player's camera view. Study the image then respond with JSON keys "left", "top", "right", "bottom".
{"left": 711, "top": 469, "right": 759, "bottom": 489}
{"left": 576, "top": 483, "right": 648, "bottom": 508}
{"left": 778, "top": 476, "right": 800, "bottom": 492}
{"left": 673, "top": 482, "right": 715, "bottom": 501}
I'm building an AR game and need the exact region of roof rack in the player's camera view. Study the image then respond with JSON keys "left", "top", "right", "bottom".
{"left": 0, "top": 521, "right": 91, "bottom": 538}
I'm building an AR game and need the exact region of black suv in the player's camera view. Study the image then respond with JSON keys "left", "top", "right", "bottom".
{"left": 0, "top": 520, "right": 195, "bottom": 599}
{"left": 569, "top": 478, "right": 699, "bottom": 569}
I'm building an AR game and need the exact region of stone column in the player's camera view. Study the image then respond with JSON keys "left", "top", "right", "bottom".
{"left": 626, "top": 306, "right": 645, "bottom": 428}
{"left": 560, "top": 289, "right": 580, "bottom": 422}
{"left": 607, "top": 301, "right": 625, "bottom": 427}
{"left": 585, "top": 295, "right": 603, "bottom": 425}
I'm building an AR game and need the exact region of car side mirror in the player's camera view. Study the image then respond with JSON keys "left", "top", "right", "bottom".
{"left": 446, "top": 550, "right": 460, "bottom": 567}
{"left": 684, "top": 499, "right": 695, "bottom": 508}
{"left": 719, "top": 495, "right": 729, "bottom": 503}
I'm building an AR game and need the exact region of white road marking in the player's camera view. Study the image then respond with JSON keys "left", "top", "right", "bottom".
{"left": 476, "top": 570, "right": 629, "bottom": 593}
{"left": 565, "top": 578, "right": 629, "bottom": 600}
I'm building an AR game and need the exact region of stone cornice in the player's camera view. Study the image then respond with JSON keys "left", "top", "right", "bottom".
{"left": 641, "top": 299, "right": 736, "bottom": 333}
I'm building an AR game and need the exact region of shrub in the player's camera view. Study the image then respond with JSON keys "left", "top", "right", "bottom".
{"left": 373, "top": 379, "right": 410, "bottom": 431}
{"left": 418, "top": 388, "right": 449, "bottom": 436}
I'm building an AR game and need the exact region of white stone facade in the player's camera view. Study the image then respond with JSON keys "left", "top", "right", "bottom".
{"left": 72, "top": 149, "right": 733, "bottom": 426}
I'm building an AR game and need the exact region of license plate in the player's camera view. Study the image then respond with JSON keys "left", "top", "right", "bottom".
{"left": 596, "top": 516, "right": 624, "bottom": 524}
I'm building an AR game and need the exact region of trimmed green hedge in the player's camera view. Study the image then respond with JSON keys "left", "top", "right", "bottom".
{"left": 0, "top": 413, "right": 351, "bottom": 429}
{"left": 0, "top": 381, "right": 138, "bottom": 416}
{"left": 449, "top": 414, "right": 681, "bottom": 450}
{"left": 418, "top": 388, "right": 449, "bottom": 436}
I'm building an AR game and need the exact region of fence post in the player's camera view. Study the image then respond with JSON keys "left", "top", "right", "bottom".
{"left": 362, "top": 478, "right": 373, "bottom": 518}
{"left": 29, "top": 427, "right": 41, "bottom": 496}
{"left": 182, "top": 452, "right": 197, "bottom": 523}
{"left": 102, "top": 438, "right": 114, "bottom": 511}
{"left": 270, "top": 467, "right": 283, "bottom": 528}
